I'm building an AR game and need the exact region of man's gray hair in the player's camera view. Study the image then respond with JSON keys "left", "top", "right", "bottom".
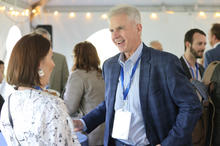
{"left": 34, "top": 27, "right": 51, "bottom": 41}
{"left": 108, "top": 5, "right": 141, "bottom": 24}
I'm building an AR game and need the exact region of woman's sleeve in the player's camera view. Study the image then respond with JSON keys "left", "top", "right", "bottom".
{"left": 64, "top": 72, "right": 84, "bottom": 115}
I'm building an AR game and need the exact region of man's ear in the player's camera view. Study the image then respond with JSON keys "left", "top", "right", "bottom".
{"left": 185, "top": 41, "right": 191, "bottom": 49}
{"left": 136, "top": 23, "right": 142, "bottom": 34}
{"left": 213, "top": 34, "right": 217, "bottom": 41}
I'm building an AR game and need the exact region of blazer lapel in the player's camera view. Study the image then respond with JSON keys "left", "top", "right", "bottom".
{"left": 107, "top": 58, "right": 121, "bottom": 132}
{"left": 180, "top": 56, "right": 192, "bottom": 79}
{"left": 139, "top": 44, "right": 151, "bottom": 124}
{"left": 109, "top": 60, "right": 120, "bottom": 109}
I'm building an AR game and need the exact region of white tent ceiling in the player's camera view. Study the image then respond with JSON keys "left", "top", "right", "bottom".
{"left": 2, "top": 0, "right": 220, "bottom": 12}
{"left": 21, "top": 0, "right": 220, "bottom": 6}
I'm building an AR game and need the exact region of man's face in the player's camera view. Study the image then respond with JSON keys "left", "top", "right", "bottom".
{"left": 190, "top": 32, "right": 206, "bottom": 59}
{"left": 109, "top": 14, "right": 142, "bottom": 55}
{"left": 208, "top": 31, "right": 215, "bottom": 47}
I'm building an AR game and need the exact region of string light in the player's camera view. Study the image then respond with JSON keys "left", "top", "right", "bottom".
{"left": 21, "top": 11, "right": 25, "bottom": 16}
{"left": 101, "top": 13, "right": 108, "bottom": 19}
{"left": 150, "top": 13, "right": 158, "bottom": 20}
{"left": 54, "top": 10, "right": 59, "bottom": 16}
{"left": 166, "top": 11, "right": 174, "bottom": 14}
{"left": 0, "top": 4, "right": 29, "bottom": 18}
{"left": 69, "top": 12, "right": 76, "bottom": 18}
{"left": 32, "top": 9, "right": 36, "bottom": 14}
{"left": 35, "top": 6, "right": 41, "bottom": 15}
{"left": 0, "top": 6, "right": 6, "bottom": 11}
{"left": 14, "top": 11, "right": 19, "bottom": 16}
{"left": 10, "top": 10, "right": 16, "bottom": 16}
{"left": 86, "top": 12, "right": 91, "bottom": 19}
{"left": 198, "top": 11, "right": 206, "bottom": 18}
{"left": 24, "top": 9, "right": 29, "bottom": 16}
{"left": 214, "top": 12, "right": 220, "bottom": 18}
{"left": 0, "top": 3, "right": 220, "bottom": 20}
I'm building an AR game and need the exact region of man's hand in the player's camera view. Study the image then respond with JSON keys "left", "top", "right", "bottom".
{"left": 73, "top": 119, "right": 84, "bottom": 132}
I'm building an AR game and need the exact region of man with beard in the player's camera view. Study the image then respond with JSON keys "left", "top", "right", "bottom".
{"left": 180, "top": 29, "right": 206, "bottom": 81}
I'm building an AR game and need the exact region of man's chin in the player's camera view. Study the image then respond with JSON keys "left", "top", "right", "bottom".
{"left": 118, "top": 48, "right": 126, "bottom": 53}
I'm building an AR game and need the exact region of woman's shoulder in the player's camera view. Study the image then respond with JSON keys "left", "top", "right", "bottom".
{"left": 70, "top": 69, "right": 93, "bottom": 79}
{"left": 36, "top": 90, "right": 66, "bottom": 110}
{"left": 13, "top": 89, "right": 66, "bottom": 113}
{"left": 71, "top": 69, "right": 87, "bottom": 75}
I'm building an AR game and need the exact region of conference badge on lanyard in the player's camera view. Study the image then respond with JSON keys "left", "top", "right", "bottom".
{"left": 112, "top": 109, "right": 132, "bottom": 140}
{"left": 112, "top": 54, "right": 141, "bottom": 140}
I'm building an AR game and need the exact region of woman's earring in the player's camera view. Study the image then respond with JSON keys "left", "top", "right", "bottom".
{"left": 38, "top": 69, "right": 45, "bottom": 77}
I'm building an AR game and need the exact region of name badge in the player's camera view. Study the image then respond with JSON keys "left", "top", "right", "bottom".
{"left": 112, "top": 109, "right": 132, "bottom": 140}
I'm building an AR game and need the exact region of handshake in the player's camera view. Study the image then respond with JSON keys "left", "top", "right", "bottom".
{"left": 72, "top": 119, "right": 162, "bottom": 146}
{"left": 73, "top": 119, "right": 84, "bottom": 132}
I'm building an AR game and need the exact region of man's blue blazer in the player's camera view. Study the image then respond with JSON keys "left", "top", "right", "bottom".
{"left": 204, "top": 43, "right": 220, "bottom": 68}
{"left": 83, "top": 44, "right": 202, "bottom": 146}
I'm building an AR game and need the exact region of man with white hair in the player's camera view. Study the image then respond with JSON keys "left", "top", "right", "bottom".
{"left": 74, "top": 5, "right": 201, "bottom": 146}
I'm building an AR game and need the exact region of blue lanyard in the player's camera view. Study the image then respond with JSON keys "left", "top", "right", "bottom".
{"left": 33, "top": 86, "right": 43, "bottom": 91}
{"left": 120, "top": 55, "right": 141, "bottom": 100}
{"left": 189, "top": 64, "right": 199, "bottom": 80}
{"left": 185, "top": 59, "right": 199, "bottom": 80}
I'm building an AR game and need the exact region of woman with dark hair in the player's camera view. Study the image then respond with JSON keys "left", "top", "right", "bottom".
{"left": 0, "top": 33, "right": 80, "bottom": 145}
{"left": 64, "top": 41, "right": 105, "bottom": 146}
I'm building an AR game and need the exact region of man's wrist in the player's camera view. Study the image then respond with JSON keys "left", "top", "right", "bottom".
{"left": 79, "top": 119, "right": 87, "bottom": 131}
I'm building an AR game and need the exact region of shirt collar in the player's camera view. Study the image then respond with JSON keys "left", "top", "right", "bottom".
{"left": 182, "top": 55, "right": 199, "bottom": 69}
{"left": 118, "top": 43, "right": 143, "bottom": 66}
{"left": 214, "top": 42, "right": 220, "bottom": 48}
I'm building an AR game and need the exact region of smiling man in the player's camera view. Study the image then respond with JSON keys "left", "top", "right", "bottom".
{"left": 73, "top": 5, "right": 202, "bottom": 146}
{"left": 180, "top": 29, "right": 206, "bottom": 81}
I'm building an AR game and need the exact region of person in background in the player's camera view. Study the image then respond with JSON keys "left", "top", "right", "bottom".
{"left": 73, "top": 5, "right": 202, "bottom": 146}
{"left": 0, "top": 60, "right": 4, "bottom": 84}
{"left": 204, "top": 23, "right": 220, "bottom": 68}
{"left": 197, "top": 57, "right": 204, "bottom": 66}
{"left": 180, "top": 29, "right": 206, "bottom": 81}
{"left": 0, "top": 61, "right": 6, "bottom": 146}
{"left": 0, "top": 60, "right": 4, "bottom": 112}
{"left": 34, "top": 27, "right": 69, "bottom": 96}
{"left": 0, "top": 33, "right": 80, "bottom": 145}
{"left": 0, "top": 61, "right": 15, "bottom": 101}
{"left": 149, "top": 40, "right": 163, "bottom": 51}
{"left": 64, "top": 41, "right": 105, "bottom": 146}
